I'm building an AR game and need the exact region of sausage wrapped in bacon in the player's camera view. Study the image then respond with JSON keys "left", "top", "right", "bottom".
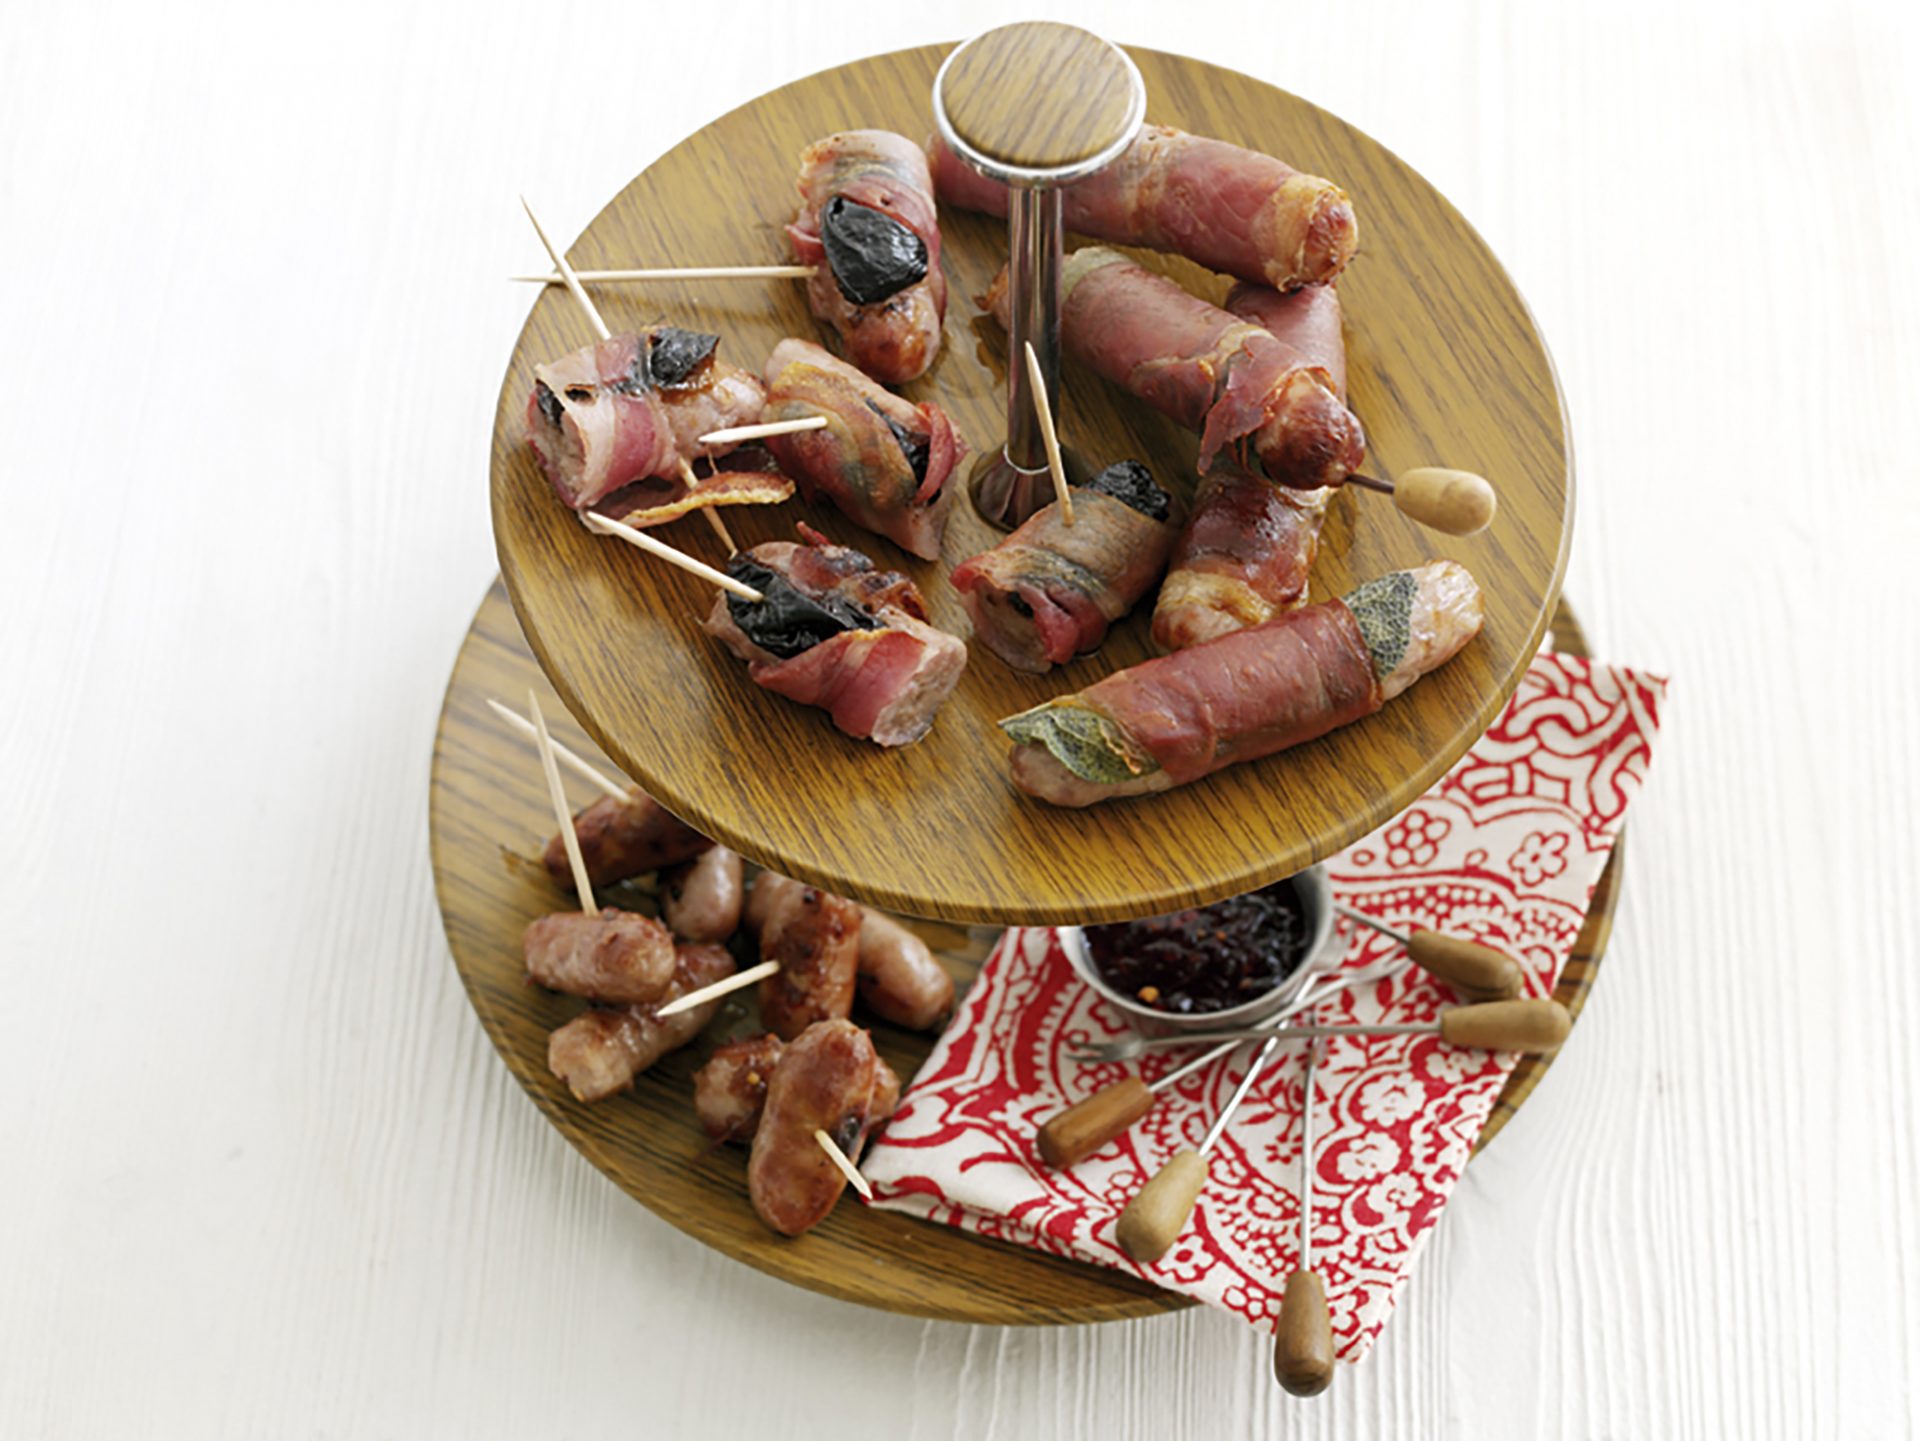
{"left": 544, "top": 786, "right": 712, "bottom": 893}
{"left": 761, "top": 338, "right": 965, "bottom": 560}
{"left": 749, "top": 873, "right": 954, "bottom": 1034}
{"left": 523, "top": 909, "right": 676, "bottom": 1006}
{"left": 951, "top": 460, "right": 1180, "bottom": 674}
{"left": 1002, "top": 561, "right": 1484, "bottom": 806}
{"left": 523, "top": 326, "right": 790, "bottom": 521}
{"left": 747, "top": 1020, "right": 895, "bottom": 1235}
{"left": 789, "top": 131, "right": 947, "bottom": 384}
{"left": 547, "top": 942, "right": 735, "bottom": 1103}
{"left": 703, "top": 526, "right": 967, "bottom": 747}
{"left": 930, "top": 125, "right": 1357, "bottom": 291}
{"left": 756, "top": 878, "right": 862, "bottom": 1041}
{"left": 985, "top": 249, "right": 1364, "bottom": 491}
{"left": 694, "top": 1033, "right": 787, "bottom": 1144}
{"left": 661, "top": 846, "right": 744, "bottom": 945}
{"left": 1151, "top": 284, "right": 1350, "bottom": 649}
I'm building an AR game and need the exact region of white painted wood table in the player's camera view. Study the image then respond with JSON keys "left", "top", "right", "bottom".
{"left": 3, "top": 2, "right": 1916, "bottom": 1435}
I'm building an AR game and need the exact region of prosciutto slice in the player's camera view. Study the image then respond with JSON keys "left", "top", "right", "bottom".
{"left": 985, "top": 249, "right": 1364, "bottom": 491}
{"left": 929, "top": 125, "right": 1357, "bottom": 291}
{"left": 1002, "top": 561, "right": 1484, "bottom": 806}
{"left": 1152, "top": 284, "right": 1351, "bottom": 649}
{"left": 950, "top": 460, "right": 1180, "bottom": 674}
{"left": 523, "top": 327, "right": 783, "bottom": 518}
{"left": 789, "top": 131, "right": 947, "bottom": 383}
{"left": 702, "top": 526, "right": 967, "bottom": 747}
{"left": 761, "top": 338, "right": 965, "bottom": 560}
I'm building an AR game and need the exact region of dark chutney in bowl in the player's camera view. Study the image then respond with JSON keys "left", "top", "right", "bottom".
{"left": 1083, "top": 879, "right": 1312, "bottom": 1015}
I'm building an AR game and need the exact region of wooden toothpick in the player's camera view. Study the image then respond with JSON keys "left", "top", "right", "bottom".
{"left": 583, "top": 510, "right": 763, "bottom": 601}
{"left": 1024, "top": 341, "right": 1073, "bottom": 526}
{"left": 696, "top": 416, "right": 829, "bottom": 446}
{"left": 512, "top": 265, "right": 815, "bottom": 284}
{"left": 652, "top": 959, "right": 781, "bottom": 1019}
{"left": 486, "top": 698, "right": 627, "bottom": 802}
{"left": 520, "top": 196, "right": 610, "bottom": 342}
{"left": 813, "top": 1129, "right": 874, "bottom": 1200}
{"left": 529, "top": 689, "right": 596, "bottom": 916}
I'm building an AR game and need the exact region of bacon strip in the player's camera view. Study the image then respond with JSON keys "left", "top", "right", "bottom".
{"left": 789, "top": 131, "right": 947, "bottom": 383}
{"left": 546, "top": 942, "right": 735, "bottom": 1102}
{"left": 703, "top": 529, "right": 967, "bottom": 747}
{"left": 761, "top": 338, "right": 965, "bottom": 560}
{"left": 523, "top": 329, "right": 775, "bottom": 515}
{"left": 930, "top": 126, "right": 1357, "bottom": 291}
{"left": 951, "top": 488, "right": 1178, "bottom": 673}
{"left": 985, "top": 250, "right": 1364, "bottom": 490}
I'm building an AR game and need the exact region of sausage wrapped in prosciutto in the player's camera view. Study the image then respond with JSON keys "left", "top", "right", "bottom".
{"left": 951, "top": 460, "right": 1180, "bottom": 674}
{"left": 546, "top": 942, "right": 735, "bottom": 1103}
{"left": 789, "top": 131, "right": 947, "bottom": 384}
{"left": 930, "top": 126, "right": 1356, "bottom": 291}
{"left": 747, "top": 1020, "right": 895, "bottom": 1235}
{"left": 1002, "top": 561, "right": 1484, "bottom": 806}
{"left": 544, "top": 786, "right": 712, "bottom": 892}
{"left": 523, "top": 326, "right": 790, "bottom": 520}
{"left": 703, "top": 526, "right": 967, "bottom": 747}
{"left": 1151, "top": 284, "right": 1350, "bottom": 649}
{"left": 985, "top": 249, "right": 1364, "bottom": 491}
{"left": 761, "top": 338, "right": 965, "bottom": 560}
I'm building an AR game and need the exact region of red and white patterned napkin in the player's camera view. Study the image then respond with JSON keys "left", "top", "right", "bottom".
{"left": 863, "top": 651, "right": 1666, "bottom": 1359}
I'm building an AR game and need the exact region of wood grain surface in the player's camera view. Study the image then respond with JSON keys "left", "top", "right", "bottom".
{"left": 489, "top": 43, "right": 1573, "bottom": 927}
{"left": 428, "top": 579, "right": 1614, "bottom": 1317}
{"left": 12, "top": 4, "right": 1918, "bottom": 1437}
{"left": 938, "top": 22, "right": 1141, "bottom": 170}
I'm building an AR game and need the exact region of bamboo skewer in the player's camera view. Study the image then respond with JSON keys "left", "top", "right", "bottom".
{"left": 528, "top": 689, "right": 596, "bottom": 916}
{"left": 1024, "top": 341, "right": 1074, "bottom": 526}
{"left": 653, "top": 959, "right": 780, "bottom": 1019}
{"left": 485, "top": 699, "right": 627, "bottom": 802}
{"left": 584, "top": 510, "right": 764, "bottom": 601}
{"left": 519, "top": 197, "right": 610, "bottom": 342}
{"left": 513, "top": 265, "right": 815, "bottom": 284}
{"left": 813, "top": 1129, "right": 874, "bottom": 1200}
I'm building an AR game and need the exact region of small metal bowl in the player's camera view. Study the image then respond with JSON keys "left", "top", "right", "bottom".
{"left": 1058, "top": 866, "right": 1337, "bottom": 1036}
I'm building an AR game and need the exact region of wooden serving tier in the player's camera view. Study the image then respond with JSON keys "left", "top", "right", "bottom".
{"left": 488, "top": 42, "right": 1572, "bottom": 926}
{"left": 430, "top": 583, "right": 1617, "bottom": 1325}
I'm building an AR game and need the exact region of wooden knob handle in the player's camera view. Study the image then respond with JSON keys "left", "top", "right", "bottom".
{"left": 1392, "top": 468, "right": 1497, "bottom": 535}
{"left": 1036, "top": 1077, "right": 1155, "bottom": 1168}
{"left": 1437, "top": 998, "right": 1572, "bottom": 1053}
{"left": 1406, "top": 930, "right": 1526, "bottom": 1001}
{"left": 1115, "top": 1148, "right": 1209, "bottom": 1263}
{"left": 1272, "top": 1269, "right": 1335, "bottom": 1396}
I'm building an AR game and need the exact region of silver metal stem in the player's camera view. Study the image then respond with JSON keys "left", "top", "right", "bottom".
{"left": 1335, "top": 903, "right": 1411, "bottom": 948}
{"left": 1200, "top": 1032, "right": 1283, "bottom": 1156}
{"left": 1122, "top": 1020, "right": 1437, "bottom": 1054}
{"left": 1300, "top": 1028, "right": 1322, "bottom": 1274}
{"left": 1004, "top": 186, "right": 1063, "bottom": 474}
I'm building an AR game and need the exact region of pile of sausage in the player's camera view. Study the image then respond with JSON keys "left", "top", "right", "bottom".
{"left": 521, "top": 778, "right": 953, "bottom": 1236}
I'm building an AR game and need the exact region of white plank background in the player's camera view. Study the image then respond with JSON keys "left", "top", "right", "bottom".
{"left": 3, "top": 1, "right": 1916, "bottom": 1435}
